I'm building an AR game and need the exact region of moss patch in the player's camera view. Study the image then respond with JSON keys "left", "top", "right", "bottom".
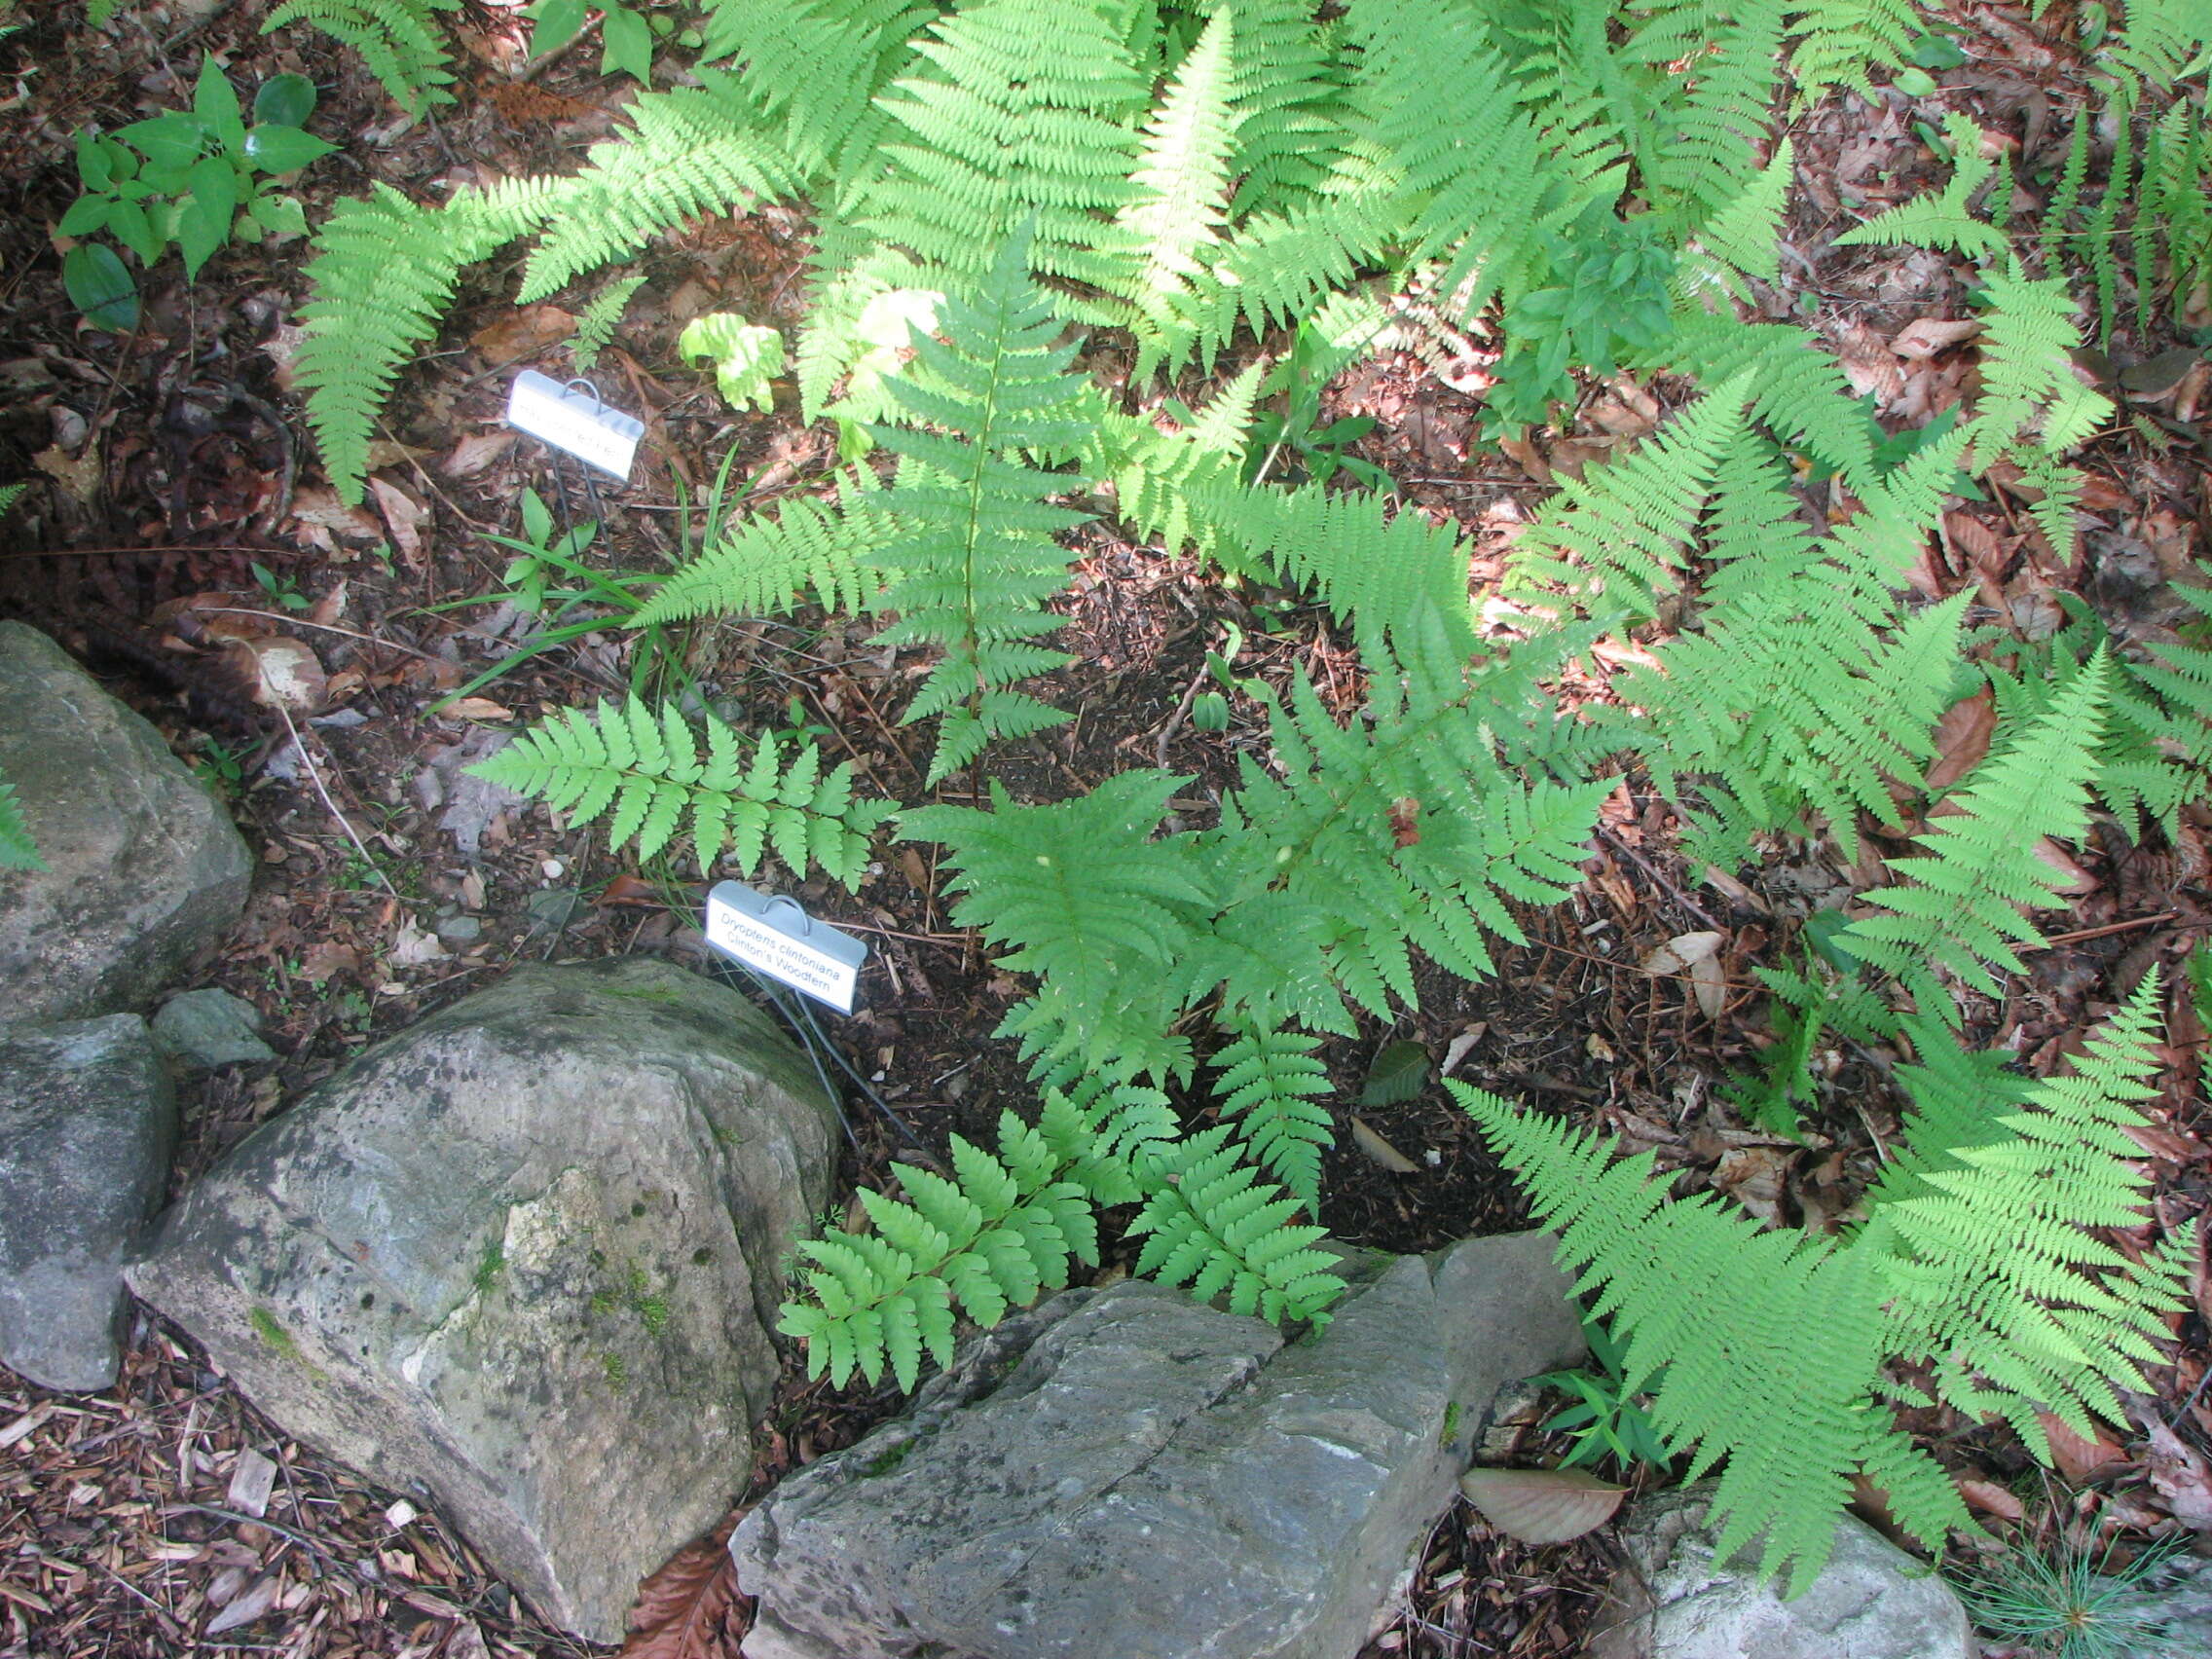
{"left": 249, "top": 1306, "right": 300, "bottom": 1361}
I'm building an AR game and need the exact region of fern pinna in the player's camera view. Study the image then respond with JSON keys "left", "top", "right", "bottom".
{"left": 466, "top": 697, "right": 895, "bottom": 888}
{"left": 1458, "top": 978, "right": 2192, "bottom": 1593}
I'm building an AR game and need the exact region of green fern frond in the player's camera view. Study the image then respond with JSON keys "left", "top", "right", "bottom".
{"left": 1649, "top": 311, "right": 1877, "bottom": 484}
{"left": 0, "top": 764, "right": 43, "bottom": 872}
{"left": 778, "top": 1107, "right": 1101, "bottom": 1388}
{"left": 1457, "top": 1082, "right": 1948, "bottom": 1590}
{"left": 299, "top": 178, "right": 570, "bottom": 503}
{"left": 571, "top": 274, "right": 647, "bottom": 374}
{"left": 1208, "top": 1022, "right": 1334, "bottom": 1208}
{"left": 1113, "top": 8, "right": 1243, "bottom": 375}
{"left": 1127, "top": 1124, "right": 1345, "bottom": 1322}
{"left": 633, "top": 486, "right": 884, "bottom": 624}
{"left": 1868, "top": 979, "right": 2192, "bottom": 1452}
{"left": 1505, "top": 379, "right": 1755, "bottom": 617}
{"left": 263, "top": 0, "right": 457, "bottom": 115}
{"left": 1831, "top": 112, "right": 2009, "bottom": 258}
{"left": 518, "top": 80, "right": 803, "bottom": 303}
{"left": 1785, "top": 0, "right": 1922, "bottom": 97}
{"left": 1629, "top": 0, "right": 1788, "bottom": 223}
{"left": 1969, "top": 261, "right": 2114, "bottom": 461}
{"left": 866, "top": 234, "right": 1101, "bottom": 783}
{"left": 466, "top": 697, "right": 894, "bottom": 887}
{"left": 1838, "top": 651, "right": 2110, "bottom": 1010}
{"left": 698, "top": 0, "right": 934, "bottom": 175}
{"left": 1681, "top": 140, "right": 1794, "bottom": 293}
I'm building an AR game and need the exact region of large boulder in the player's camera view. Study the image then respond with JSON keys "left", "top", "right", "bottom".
{"left": 732, "top": 1229, "right": 1586, "bottom": 1659}
{"left": 0, "top": 1014, "right": 175, "bottom": 1390}
{"left": 1587, "top": 1482, "right": 1973, "bottom": 1659}
{"left": 0, "top": 621, "right": 252, "bottom": 1022}
{"left": 128, "top": 957, "right": 840, "bottom": 1641}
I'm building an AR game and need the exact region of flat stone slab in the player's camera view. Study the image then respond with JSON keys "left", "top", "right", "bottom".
{"left": 733, "top": 1229, "right": 1586, "bottom": 1659}
{"left": 152, "top": 988, "right": 276, "bottom": 1071}
{"left": 0, "top": 621, "right": 251, "bottom": 1022}
{"left": 1588, "top": 1483, "right": 1973, "bottom": 1659}
{"left": 0, "top": 1014, "right": 175, "bottom": 1390}
{"left": 129, "top": 958, "right": 840, "bottom": 1641}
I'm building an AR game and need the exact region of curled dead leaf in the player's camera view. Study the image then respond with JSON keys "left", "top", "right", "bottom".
{"left": 1459, "top": 1466, "right": 1627, "bottom": 1544}
{"left": 1639, "top": 931, "right": 1724, "bottom": 977}
{"left": 1889, "top": 316, "right": 1983, "bottom": 359}
{"left": 1955, "top": 1478, "right": 2025, "bottom": 1522}
{"left": 622, "top": 1516, "right": 746, "bottom": 1659}
{"left": 232, "top": 636, "right": 327, "bottom": 713}
{"left": 1350, "top": 1116, "right": 1419, "bottom": 1175}
{"left": 1687, "top": 954, "right": 1725, "bottom": 1021}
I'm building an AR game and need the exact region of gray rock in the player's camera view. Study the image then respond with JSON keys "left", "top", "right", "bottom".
{"left": 435, "top": 914, "right": 483, "bottom": 947}
{"left": 128, "top": 957, "right": 839, "bottom": 1641}
{"left": 0, "top": 622, "right": 252, "bottom": 1022}
{"left": 152, "top": 988, "right": 276, "bottom": 1070}
{"left": 1587, "top": 1482, "right": 1972, "bottom": 1659}
{"left": 2119, "top": 1551, "right": 2212, "bottom": 1659}
{"left": 732, "top": 1229, "right": 1586, "bottom": 1659}
{"left": 0, "top": 1015, "right": 176, "bottom": 1390}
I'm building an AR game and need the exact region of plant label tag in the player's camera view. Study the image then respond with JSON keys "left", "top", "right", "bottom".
{"left": 504, "top": 370, "right": 644, "bottom": 479}
{"left": 704, "top": 882, "right": 866, "bottom": 1014}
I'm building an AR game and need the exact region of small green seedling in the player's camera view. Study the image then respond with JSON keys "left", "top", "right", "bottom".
{"left": 61, "top": 60, "right": 331, "bottom": 327}
{"left": 1533, "top": 1319, "right": 1673, "bottom": 1473}
{"left": 525, "top": 0, "right": 675, "bottom": 82}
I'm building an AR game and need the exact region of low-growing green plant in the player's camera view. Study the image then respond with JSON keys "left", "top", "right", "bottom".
{"left": 1533, "top": 1319, "right": 1673, "bottom": 1474}
{"left": 60, "top": 60, "right": 329, "bottom": 326}
{"left": 1953, "top": 1534, "right": 2187, "bottom": 1659}
{"left": 0, "top": 761, "right": 42, "bottom": 871}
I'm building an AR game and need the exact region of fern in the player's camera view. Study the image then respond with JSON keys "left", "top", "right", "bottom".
{"left": 1868, "top": 978, "right": 2192, "bottom": 1455}
{"left": 0, "top": 763, "right": 42, "bottom": 872}
{"left": 1837, "top": 651, "right": 2111, "bottom": 1013}
{"left": 466, "top": 697, "right": 895, "bottom": 887}
{"left": 864, "top": 234, "right": 1100, "bottom": 783}
{"left": 779, "top": 1108, "right": 1101, "bottom": 1389}
{"left": 636, "top": 487, "right": 884, "bottom": 624}
{"left": 1831, "top": 112, "right": 2009, "bottom": 259}
{"left": 1786, "top": 0, "right": 1922, "bottom": 96}
{"left": 263, "top": 0, "right": 458, "bottom": 116}
{"left": 698, "top": 0, "right": 934, "bottom": 175}
{"left": 299, "top": 178, "right": 571, "bottom": 502}
{"left": 1457, "top": 1082, "right": 1932, "bottom": 1593}
{"left": 570, "top": 275, "right": 647, "bottom": 374}
{"left": 1206, "top": 1022, "right": 1335, "bottom": 1208}
{"left": 516, "top": 79, "right": 804, "bottom": 303}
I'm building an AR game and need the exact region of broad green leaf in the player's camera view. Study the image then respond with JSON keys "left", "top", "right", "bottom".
{"left": 175, "top": 197, "right": 226, "bottom": 278}
{"left": 1359, "top": 1039, "right": 1430, "bottom": 1107}
{"left": 75, "top": 129, "right": 112, "bottom": 190}
{"left": 118, "top": 114, "right": 205, "bottom": 169}
{"left": 193, "top": 56, "right": 246, "bottom": 155}
{"left": 249, "top": 192, "right": 309, "bottom": 239}
{"left": 242, "top": 125, "right": 335, "bottom": 174}
{"left": 188, "top": 155, "right": 240, "bottom": 230}
{"left": 600, "top": 4, "right": 654, "bottom": 81}
{"left": 57, "top": 194, "right": 114, "bottom": 237}
{"left": 105, "top": 200, "right": 161, "bottom": 263}
{"left": 252, "top": 72, "right": 317, "bottom": 129}
{"left": 526, "top": 0, "right": 589, "bottom": 56}
{"left": 63, "top": 242, "right": 138, "bottom": 331}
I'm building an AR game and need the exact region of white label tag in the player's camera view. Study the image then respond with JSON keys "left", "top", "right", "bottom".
{"left": 704, "top": 883, "right": 866, "bottom": 1014}
{"left": 504, "top": 370, "right": 644, "bottom": 479}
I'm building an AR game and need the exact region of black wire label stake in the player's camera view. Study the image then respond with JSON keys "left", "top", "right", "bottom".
{"left": 504, "top": 370, "right": 645, "bottom": 480}
{"left": 704, "top": 882, "right": 866, "bottom": 1014}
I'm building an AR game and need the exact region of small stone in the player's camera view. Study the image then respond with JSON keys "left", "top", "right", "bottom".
{"left": 1587, "top": 1482, "right": 1972, "bottom": 1659}
{"left": 384, "top": 1498, "right": 419, "bottom": 1531}
{"left": 152, "top": 989, "right": 276, "bottom": 1071}
{"left": 227, "top": 1448, "right": 278, "bottom": 1518}
{"left": 541, "top": 858, "right": 565, "bottom": 878}
{"left": 0, "top": 623, "right": 251, "bottom": 1020}
{"left": 435, "top": 914, "right": 483, "bottom": 947}
{"left": 0, "top": 1015, "right": 176, "bottom": 1391}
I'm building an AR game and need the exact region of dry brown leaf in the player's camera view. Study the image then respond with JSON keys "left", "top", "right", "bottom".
{"left": 1890, "top": 317, "right": 1983, "bottom": 359}
{"left": 1350, "top": 1116, "right": 1419, "bottom": 1175}
{"left": 1687, "top": 954, "right": 1725, "bottom": 1021}
{"left": 2031, "top": 837, "right": 2095, "bottom": 897}
{"left": 446, "top": 697, "right": 515, "bottom": 722}
{"left": 2037, "top": 1412, "right": 2128, "bottom": 1486}
{"left": 232, "top": 637, "right": 328, "bottom": 713}
{"left": 1956, "top": 1478, "right": 2025, "bottom": 1521}
{"left": 1459, "top": 1466, "right": 1626, "bottom": 1544}
{"left": 1925, "top": 689, "right": 1996, "bottom": 792}
{"left": 32, "top": 442, "right": 99, "bottom": 501}
{"left": 470, "top": 304, "right": 578, "bottom": 361}
{"left": 1709, "top": 1146, "right": 1789, "bottom": 1225}
{"left": 203, "top": 1575, "right": 280, "bottom": 1637}
{"left": 368, "top": 476, "right": 426, "bottom": 568}
{"left": 2139, "top": 1414, "right": 2212, "bottom": 1529}
{"left": 297, "top": 940, "right": 363, "bottom": 983}
{"left": 622, "top": 1517, "right": 745, "bottom": 1659}
{"left": 1640, "top": 931, "right": 1725, "bottom": 977}
{"left": 441, "top": 430, "right": 517, "bottom": 478}
{"left": 1441, "top": 1023, "right": 1487, "bottom": 1077}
